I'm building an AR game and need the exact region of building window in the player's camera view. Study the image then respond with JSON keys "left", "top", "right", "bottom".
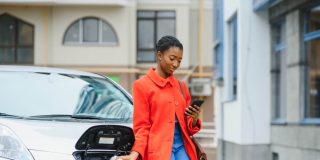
{"left": 272, "top": 152, "right": 279, "bottom": 160}
{"left": 271, "top": 20, "right": 286, "bottom": 121}
{"left": 137, "top": 11, "right": 176, "bottom": 63}
{"left": 0, "top": 13, "right": 34, "bottom": 64}
{"left": 213, "top": 0, "right": 224, "bottom": 81}
{"left": 226, "top": 14, "right": 237, "bottom": 100}
{"left": 63, "top": 17, "right": 118, "bottom": 45}
{"left": 304, "top": 6, "right": 320, "bottom": 119}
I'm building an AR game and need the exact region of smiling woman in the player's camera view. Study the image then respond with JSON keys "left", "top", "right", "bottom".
{"left": 117, "top": 36, "right": 202, "bottom": 160}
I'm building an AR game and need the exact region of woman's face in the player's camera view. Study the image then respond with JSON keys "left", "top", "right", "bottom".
{"left": 157, "top": 46, "right": 183, "bottom": 76}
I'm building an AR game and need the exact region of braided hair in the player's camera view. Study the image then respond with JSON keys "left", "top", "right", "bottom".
{"left": 155, "top": 36, "right": 183, "bottom": 54}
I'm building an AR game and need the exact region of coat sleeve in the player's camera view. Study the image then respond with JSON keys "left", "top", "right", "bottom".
{"left": 131, "top": 80, "right": 151, "bottom": 159}
{"left": 182, "top": 81, "right": 202, "bottom": 136}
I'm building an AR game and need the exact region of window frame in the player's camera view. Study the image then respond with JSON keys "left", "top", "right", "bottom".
{"left": 213, "top": 0, "right": 224, "bottom": 82}
{"left": 232, "top": 15, "right": 238, "bottom": 99}
{"left": 270, "top": 19, "right": 287, "bottom": 124}
{"left": 136, "top": 10, "right": 176, "bottom": 63}
{"left": 302, "top": 6, "right": 320, "bottom": 123}
{"left": 0, "top": 13, "right": 34, "bottom": 64}
{"left": 272, "top": 152, "right": 279, "bottom": 160}
{"left": 225, "top": 13, "right": 238, "bottom": 101}
{"left": 63, "top": 17, "right": 119, "bottom": 46}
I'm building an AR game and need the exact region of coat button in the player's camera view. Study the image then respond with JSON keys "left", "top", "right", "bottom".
{"left": 175, "top": 101, "right": 179, "bottom": 106}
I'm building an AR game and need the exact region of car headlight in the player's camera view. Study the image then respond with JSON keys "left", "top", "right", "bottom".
{"left": 0, "top": 124, "right": 34, "bottom": 160}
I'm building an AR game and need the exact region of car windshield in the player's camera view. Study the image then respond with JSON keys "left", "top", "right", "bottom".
{"left": 0, "top": 71, "right": 133, "bottom": 122}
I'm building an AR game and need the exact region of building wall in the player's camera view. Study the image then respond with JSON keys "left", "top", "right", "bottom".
{"left": 217, "top": 0, "right": 242, "bottom": 144}
{"left": 0, "top": 1, "right": 213, "bottom": 69}
{"left": 0, "top": 5, "right": 51, "bottom": 65}
{"left": 215, "top": 0, "right": 320, "bottom": 160}
{"left": 284, "top": 10, "right": 302, "bottom": 123}
{"left": 238, "top": 3, "right": 271, "bottom": 145}
{"left": 0, "top": 0, "right": 215, "bottom": 129}
{"left": 51, "top": 6, "right": 134, "bottom": 66}
{"left": 189, "top": 0, "right": 213, "bottom": 68}
{"left": 217, "top": 140, "right": 271, "bottom": 160}
{"left": 269, "top": 1, "right": 320, "bottom": 159}
{"left": 271, "top": 125, "right": 320, "bottom": 160}
{"left": 0, "top": 5, "right": 136, "bottom": 66}
{"left": 136, "top": 0, "right": 213, "bottom": 69}
{"left": 215, "top": 0, "right": 271, "bottom": 145}
{"left": 137, "top": 2, "right": 191, "bottom": 68}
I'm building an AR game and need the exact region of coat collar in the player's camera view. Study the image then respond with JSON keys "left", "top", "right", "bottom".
{"left": 147, "top": 68, "right": 175, "bottom": 87}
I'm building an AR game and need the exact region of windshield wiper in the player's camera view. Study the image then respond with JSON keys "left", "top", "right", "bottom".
{"left": 71, "top": 115, "right": 106, "bottom": 120}
{"left": 71, "top": 115, "right": 129, "bottom": 121}
{"left": 30, "top": 114, "right": 127, "bottom": 121}
{"left": 71, "top": 115, "right": 132, "bottom": 122}
{"left": 30, "top": 114, "right": 74, "bottom": 118}
{"left": 0, "top": 112, "right": 23, "bottom": 118}
{"left": 31, "top": 114, "right": 103, "bottom": 119}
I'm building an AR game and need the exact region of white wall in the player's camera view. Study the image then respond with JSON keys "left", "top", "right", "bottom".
{"left": 219, "top": 0, "right": 243, "bottom": 144}
{"left": 215, "top": 0, "right": 271, "bottom": 145}
{"left": 0, "top": 5, "right": 135, "bottom": 66}
{"left": 0, "top": 6, "right": 51, "bottom": 65}
{"left": 1, "top": 1, "right": 212, "bottom": 70}
{"left": 189, "top": 1, "right": 213, "bottom": 67}
{"left": 51, "top": 6, "right": 134, "bottom": 66}
{"left": 238, "top": 2, "right": 270, "bottom": 144}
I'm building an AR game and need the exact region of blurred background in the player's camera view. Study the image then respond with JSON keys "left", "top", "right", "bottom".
{"left": 1, "top": 0, "right": 320, "bottom": 160}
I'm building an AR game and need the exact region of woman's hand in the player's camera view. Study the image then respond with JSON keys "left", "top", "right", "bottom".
{"left": 184, "top": 105, "right": 200, "bottom": 127}
{"left": 116, "top": 151, "right": 139, "bottom": 160}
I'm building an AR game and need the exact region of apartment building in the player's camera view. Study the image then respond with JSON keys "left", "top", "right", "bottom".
{"left": 0, "top": 0, "right": 216, "bottom": 151}
{"left": 214, "top": 0, "right": 320, "bottom": 160}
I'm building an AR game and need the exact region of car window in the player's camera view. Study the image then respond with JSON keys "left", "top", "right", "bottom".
{"left": 0, "top": 72, "right": 133, "bottom": 121}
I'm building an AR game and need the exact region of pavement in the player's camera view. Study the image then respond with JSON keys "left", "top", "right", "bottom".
{"left": 204, "top": 147, "right": 216, "bottom": 160}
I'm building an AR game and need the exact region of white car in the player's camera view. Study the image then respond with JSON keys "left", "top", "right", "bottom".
{"left": 0, "top": 65, "right": 134, "bottom": 160}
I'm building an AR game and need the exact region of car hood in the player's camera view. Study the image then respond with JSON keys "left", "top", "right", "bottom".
{"left": 0, "top": 118, "right": 132, "bottom": 155}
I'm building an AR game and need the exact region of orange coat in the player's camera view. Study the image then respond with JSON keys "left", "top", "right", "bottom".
{"left": 131, "top": 68, "right": 201, "bottom": 160}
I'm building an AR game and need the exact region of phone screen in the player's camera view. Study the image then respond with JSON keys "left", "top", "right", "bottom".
{"left": 191, "top": 99, "right": 204, "bottom": 107}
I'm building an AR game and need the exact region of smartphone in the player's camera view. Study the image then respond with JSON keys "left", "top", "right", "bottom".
{"left": 191, "top": 99, "right": 204, "bottom": 107}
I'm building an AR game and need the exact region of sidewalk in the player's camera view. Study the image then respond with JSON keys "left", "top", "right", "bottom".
{"left": 204, "top": 147, "right": 216, "bottom": 160}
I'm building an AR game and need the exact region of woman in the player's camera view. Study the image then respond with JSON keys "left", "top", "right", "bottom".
{"left": 117, "top": 36, "right": 201, "bottom": 160}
